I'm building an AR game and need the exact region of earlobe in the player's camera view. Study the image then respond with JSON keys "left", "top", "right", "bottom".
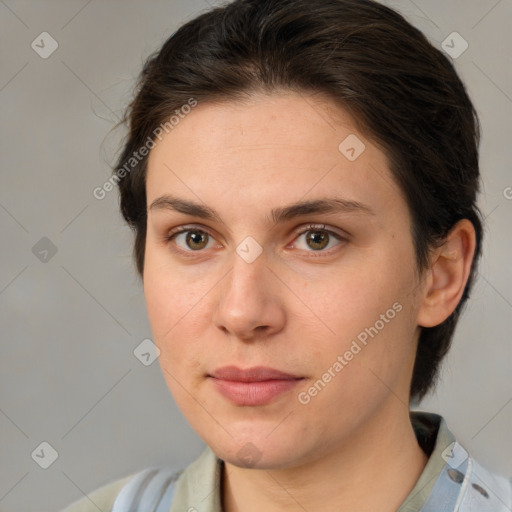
{"left": 417, "top": 219, "right": 476, "bottom": 328}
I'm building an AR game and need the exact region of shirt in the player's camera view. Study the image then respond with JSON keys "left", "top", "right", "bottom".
{"left": 60, "top": 411, "right": 511, "bottom": 512}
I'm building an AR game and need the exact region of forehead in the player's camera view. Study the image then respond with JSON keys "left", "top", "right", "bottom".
{"left": 145, "top": 92, "right": 405, "bottom": 223}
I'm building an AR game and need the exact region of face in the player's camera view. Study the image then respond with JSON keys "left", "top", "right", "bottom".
{"left": 144, "top": 91, "right": 426, "bottom": 470}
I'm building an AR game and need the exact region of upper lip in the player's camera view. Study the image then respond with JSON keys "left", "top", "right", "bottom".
{"left": 209, "top": 366, "right": 302, "bottom": 382}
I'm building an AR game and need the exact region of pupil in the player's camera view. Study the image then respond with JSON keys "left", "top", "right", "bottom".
{"left": 308, "top": 231, "right": 327, "bottom": 250}
{"left": 188, "top": 231, "right": 206, "bottom": 249}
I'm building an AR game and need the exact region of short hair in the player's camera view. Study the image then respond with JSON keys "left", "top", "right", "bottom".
{"left": 113, "top": 0, "right": 483, "bottom": 403}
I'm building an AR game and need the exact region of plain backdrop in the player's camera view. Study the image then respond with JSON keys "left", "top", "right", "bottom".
{"left": 0, "top": 1, "right": 511, "bottom": 511}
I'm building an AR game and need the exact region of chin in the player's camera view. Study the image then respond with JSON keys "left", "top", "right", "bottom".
{"left": 205, "top": 429, "right": 310, "bottom": 470}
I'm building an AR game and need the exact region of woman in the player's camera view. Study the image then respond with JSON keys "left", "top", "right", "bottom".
{"left": 62, "top": 0, "right": 512, "bottom": 510}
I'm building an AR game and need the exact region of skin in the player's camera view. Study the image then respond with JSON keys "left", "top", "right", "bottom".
{"left": 143, "top": 91, "right": 476, "bottom": 512}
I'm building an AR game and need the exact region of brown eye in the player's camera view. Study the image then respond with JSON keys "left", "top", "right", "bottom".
{"left": 184, "top": 230, "right": 209, "bottom": 250}
{"left": 293, "top": 226, "right": 345, "bottom": 253}
{"left": 305, "top": 231, "right": 330, "bottom": 250}
{"left": 168, "top": 229, "right": 214, "bottom": 251}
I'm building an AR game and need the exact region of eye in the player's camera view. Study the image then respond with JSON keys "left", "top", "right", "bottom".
{"left": 291, "top": 224, "right": 346, "bottom": 253}
{"left": 166, "top": 227, "right": 217, "bottom": 252}
{"left": 165, "top": 223, "right": 347, "bottom": 255}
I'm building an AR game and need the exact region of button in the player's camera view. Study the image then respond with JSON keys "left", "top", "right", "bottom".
{"left": 471, "top": 483, "right": 490, "bottom": 498}
{"left": 447, "top": 468, "right": 465, "bottom": 483}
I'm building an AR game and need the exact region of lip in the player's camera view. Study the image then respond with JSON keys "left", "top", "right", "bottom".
{"left": 209, "top": 366, "right": 304, "bottom": 406}
{"left": 210, "top": 365, "right": 300, "bottom": 382}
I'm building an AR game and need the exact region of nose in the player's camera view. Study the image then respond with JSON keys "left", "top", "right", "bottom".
{"left": 212, "top": 250, "right": 286, "bottom": 342}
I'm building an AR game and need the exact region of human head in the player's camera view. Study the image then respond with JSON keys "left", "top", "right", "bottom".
{"left": 114, "top": 0, "right": 482, "bottom": 404}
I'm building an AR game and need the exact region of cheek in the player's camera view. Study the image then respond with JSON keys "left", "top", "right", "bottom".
{"left": 143, "top": 244, "right": 212, "bottom": 338}
{"left": 303, "top": 243, "right": 418, "bottom": 378}
{"left": 312, "top": 265, "right": 406, "bottom": 337}
{"left": 143, "top": 247, "right": 220, "bottom": 372}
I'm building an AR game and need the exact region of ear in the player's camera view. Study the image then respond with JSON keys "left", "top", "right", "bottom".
{"left": 417, "top": 219, "right": 477, "bottom": 328}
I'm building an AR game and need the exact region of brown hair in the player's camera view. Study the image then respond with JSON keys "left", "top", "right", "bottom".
{"left": 113, "top": 0, "right": 483, "bottom": 402}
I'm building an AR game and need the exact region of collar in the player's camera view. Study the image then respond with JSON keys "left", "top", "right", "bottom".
{"left": 405, "top": 411, "right": 512, "bottom": 512}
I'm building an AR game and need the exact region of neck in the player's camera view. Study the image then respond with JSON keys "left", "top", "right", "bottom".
{"left": 221, "top": 405, "right": 428, "bottom": 512}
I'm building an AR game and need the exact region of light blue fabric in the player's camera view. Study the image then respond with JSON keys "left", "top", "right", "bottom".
{"left": 112, "top": 466, "right": 179, "bottom": 512}
{"left": 420, "top": 441, "right": 512, "bottom": 511}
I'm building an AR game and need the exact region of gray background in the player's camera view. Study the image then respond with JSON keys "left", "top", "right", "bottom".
{"left": 0, "top": 1, "right": 510, "bottom": 511}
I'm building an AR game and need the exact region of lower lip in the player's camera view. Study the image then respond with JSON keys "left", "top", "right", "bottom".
{"left": 210, "top": 378, "right": 302, "bottom": 406}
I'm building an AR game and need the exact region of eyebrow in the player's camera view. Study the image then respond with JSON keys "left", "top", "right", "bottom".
{"left": 149, "top": 194, "right": 375, "bottom": 226}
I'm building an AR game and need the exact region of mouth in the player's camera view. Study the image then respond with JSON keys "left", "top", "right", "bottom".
{"left": 208, "top": 366, "right": 304, "bottom": 406}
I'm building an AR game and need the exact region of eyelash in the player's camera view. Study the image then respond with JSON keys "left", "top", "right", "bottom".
{"left": 164, "top": 223, "right": 347, "bottom": 257}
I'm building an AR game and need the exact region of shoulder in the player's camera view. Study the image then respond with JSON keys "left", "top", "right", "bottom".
{"left": 59, "top": 449, "right": 218, "bottom": 512}
{"left": 59, "top": 473, "right": 135, "bottom": 512}
{"left": 408, "top": 411, "right": 512, "bottom": 511}
{"left": 464, "top": 457, "right": 512, "bottom": 511}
